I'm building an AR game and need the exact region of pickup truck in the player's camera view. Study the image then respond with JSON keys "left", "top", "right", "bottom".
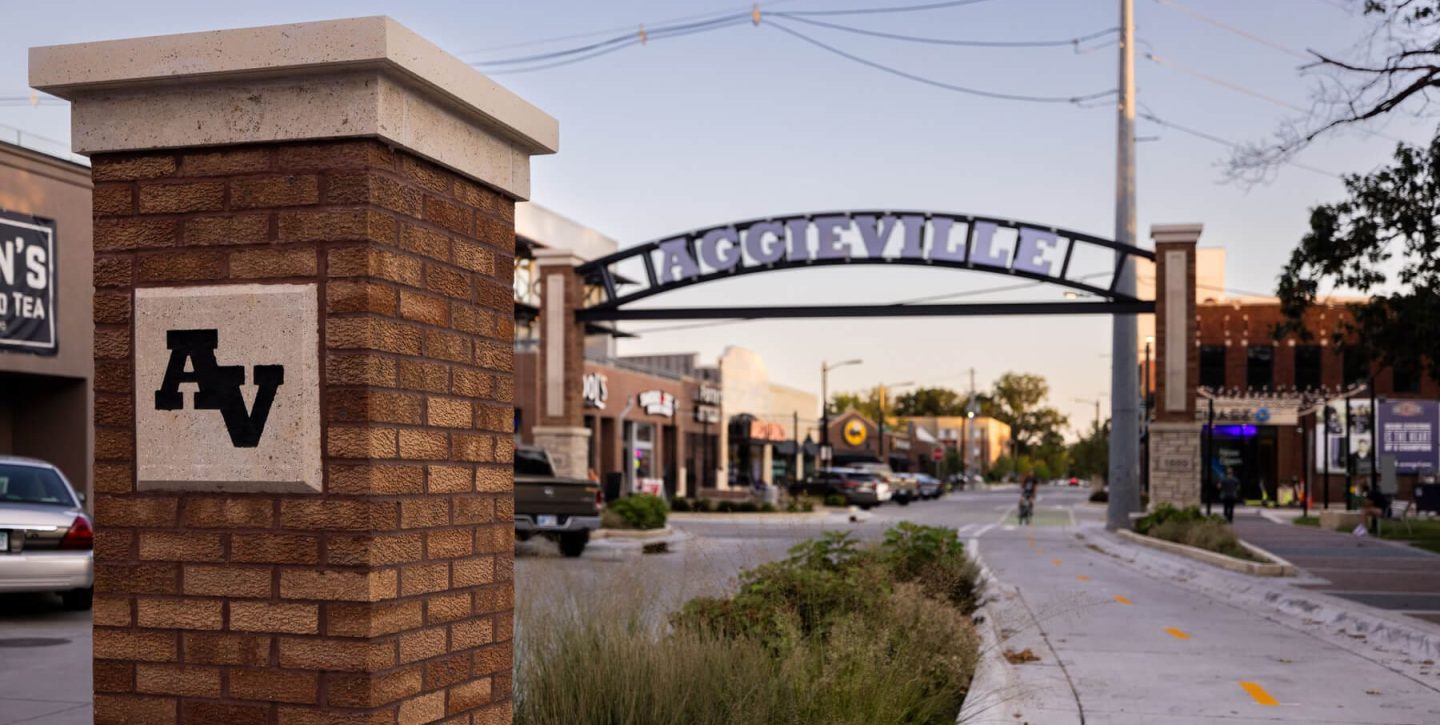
{"left": 514, "top": 445, "right": 603, "bottom": 557}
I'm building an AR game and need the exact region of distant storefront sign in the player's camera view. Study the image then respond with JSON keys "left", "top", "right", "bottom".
{"left": 637, "top": 389, "right": 676, "bottom": 418}
{"left": 1197, "top": 397, "right": 1300, "bottom": 426}
{"left": 695, "top": 384, "right": 721, "bottom": 424}
{"left": 749, "top": 419, "right": 789, "bottom": 442}
{"left": 582, "top": 372, "right": 608, "bottom": 409}
{"left": 1377, "top": 400, "right": 1440, "bottom": 474}
{"left": 0, "top": 211, "right": 58, "bottom": 355}
{"left": 1316, "top": 400, "right": 1373, "bottom": 472}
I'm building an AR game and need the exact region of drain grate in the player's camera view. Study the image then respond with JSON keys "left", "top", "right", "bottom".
{"left": 0, "top": 637, "right": 70, "bottom": 648}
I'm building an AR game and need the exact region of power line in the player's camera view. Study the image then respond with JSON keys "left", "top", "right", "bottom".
{"left": 769, "top": 19, "right": 1118, "bottom": 104}
{"left": 770, "top": 13, "right": 1120, "bottom": 49}
{"left": 784, "top": 0, "right": 998, "bottom": 17}
{"left": 1137, "top": 104, "right": 1341, "bottom": 178}
{"left": 1151, "top": 0, "right": 1310, "bottom": 61}
{"left": 473, "top": 14, "right": 747, "bottom": 66}
{"left": 462, "top": 2, "right": 788, "bottom": 54}
{"left": 482, "top": 17, "right": 755, "bottom": 75}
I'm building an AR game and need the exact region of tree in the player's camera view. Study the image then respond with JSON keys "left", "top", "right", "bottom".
{"left": 1231, "top": 1, "right": 1440, "bottom": 180}
{"left": 1068, "top": 419, "right": 1110, "bottom": 481}
{"left": 986, "top": 373, "right": 1070, "bottom": 454}
{"left": 893, "top": 386, "right": 967, "bottom": 416}
{"left": 1275, "top": 136, "right": 1440, "bottom": 381}
{"left": 830, "top": 388, "right": 883, "bottom": 422}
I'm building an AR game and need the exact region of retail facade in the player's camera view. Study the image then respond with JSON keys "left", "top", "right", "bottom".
{"left": 0, "top": 140, "right": 93, "bottom": 503}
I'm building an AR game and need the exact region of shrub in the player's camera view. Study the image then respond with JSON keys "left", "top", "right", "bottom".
{"left": 879, "top": 522, "right": 984, "bottom": 613}
{"left": 786, "top": 496, "right": 816, "bottom": 513}
{"left": 608, "top": 494, "right": 668, "bottom": 530}
{"left": 1089, "top": 490, "right": 1108, "bottom": 503}
{"left": 694, "top": 498, "right": 717, "bottom": 513}
{"left": 824, "top": 494, "right": 849, "bottom": 507}
{"left": 759, "top": 501, "right": 777, "bottom": 513}
{"left": 1137, "top": 504, "right": 1256, "bottom": 561}
{"left": 670, "top": 497, "right": 693, "bottom": 512}
{"left": 1134, "top": 503, "right": 1211, "bottom": 535}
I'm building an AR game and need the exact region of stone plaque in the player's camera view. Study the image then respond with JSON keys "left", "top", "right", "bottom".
{"left": 1158, "top": 456, "right": 1195, "bottom": 473}
{"left": 134, "top": 283, "right": 321, "bottom": 493}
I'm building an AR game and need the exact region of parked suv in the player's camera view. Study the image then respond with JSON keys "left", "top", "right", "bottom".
{"left": 0, "top": 457, "right": 93, "bottom": 610}
{"left": 795, "top": 468, "right": 890, "bottom": 509}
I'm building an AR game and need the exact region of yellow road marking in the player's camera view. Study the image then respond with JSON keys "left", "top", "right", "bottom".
{"left": 1114, "top": 595, "right": 1133, "bottom": 605}
{"left": 1052, "top": 559, "right": 1063, "bottom": 566}
{"left": 1075, "top": 575, "right": 1089, "bottom": 582}
{"left": 1165, "top": 627, "right": 1190, "bottom": 640}
{"left": 1239, "top": 681, "right": 1278, "bottom": 706}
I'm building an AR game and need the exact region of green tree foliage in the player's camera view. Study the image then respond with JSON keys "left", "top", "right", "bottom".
{"left": 830, "top": 388, "right": 883, "bottom": 422}
{"left": 893, "top": 386, "right": 967, "bottom": 416}
{"left": 1068, "top": 419, "right": 1110, "bottom": 481}
{"left": 987, "top": 373, "right": 1069, "bottom": 454}
{"left": 1276, "top": 137, "right": 1440, "bottom": 381}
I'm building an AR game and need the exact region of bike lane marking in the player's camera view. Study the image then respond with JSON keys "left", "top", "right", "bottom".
{"left": 1239, "top": 681, "right": 1279, "bottom": 706}
{"left": 1113, "top": 595, "right": 1133, "bottom": 605}
{"left": 1075, "top": 575, "right": 1089, "bottom": 582}
{"left": 1165, "top": 627, "right": 1190, "bottom": 640}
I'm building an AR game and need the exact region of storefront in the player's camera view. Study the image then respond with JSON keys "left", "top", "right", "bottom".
{"left": 0, "top": 141, "right": 94, "bottom": 504}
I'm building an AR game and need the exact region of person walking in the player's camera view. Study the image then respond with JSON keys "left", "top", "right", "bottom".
{"left": 1219, "top": 467, "right": 1241, "bottom": 524}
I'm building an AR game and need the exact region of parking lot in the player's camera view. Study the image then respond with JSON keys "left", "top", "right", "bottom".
{"left": 0, "top": 593, "right": 91, "bottom": 725}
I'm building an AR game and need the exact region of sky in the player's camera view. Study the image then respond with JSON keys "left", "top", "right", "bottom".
{"left": 0, "top": 0, "right": 1426, "bottom": 435}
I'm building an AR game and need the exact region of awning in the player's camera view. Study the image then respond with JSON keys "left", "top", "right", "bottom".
{"left": 913, "top": 426, "right": 939, "bottom": 444}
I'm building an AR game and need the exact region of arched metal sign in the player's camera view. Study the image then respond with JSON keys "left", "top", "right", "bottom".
{"left": 575, "top": 211, "right": 1155, "bottom": 321}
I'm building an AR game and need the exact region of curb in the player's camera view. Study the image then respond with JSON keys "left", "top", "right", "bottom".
{"left": 666, "top": 510, "right": 833, "bottom": 523}
{"left": 584, "top": 529, "right": 690, "bottom": 559}
{"left": 1084, "top": 528, "right": 1440, "bottom": 667}
{"left": 591, "top": 525, "right": 674, "bottom": 540}
{"left": 957, "top": 537, "right": 1083, "bottom": 724}
{"left": 1115, "top": 529, "right": 1296, "bottom": 577}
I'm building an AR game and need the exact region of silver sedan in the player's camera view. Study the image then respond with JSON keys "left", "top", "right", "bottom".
{"left": 0, "top": 457, "right": 93, "bottom": 610}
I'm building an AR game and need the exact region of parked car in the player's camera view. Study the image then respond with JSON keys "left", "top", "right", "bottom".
{"left": 914, "top": 473, "right": 943, "bottom": 500}
{"left": 851, "top": 461, "right": 916, "bottom": 505}
{"left": 803, "top": 468, "right": 889, "bottom": 509}
{"left": 514, "top": 445, "right": 603, "bottom": 557}
{"left": 0, "top": 457, "right": 93, "bottom": 610}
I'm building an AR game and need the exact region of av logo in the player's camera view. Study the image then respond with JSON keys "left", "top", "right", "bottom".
{"left": 154, "top": 329, "right": 284, "bottom": 447}
{"left": 135, "top": 283, "right": 320, "bottom": 494}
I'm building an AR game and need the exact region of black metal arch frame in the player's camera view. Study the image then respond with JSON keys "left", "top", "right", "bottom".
{"left": 575, "top": 210, "right": 1156, "bottom": 321}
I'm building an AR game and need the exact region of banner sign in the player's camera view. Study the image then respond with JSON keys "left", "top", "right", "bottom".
{"left": 694, "top": 383, "right": 721, "bottom": 424}
{"left": 637, "top": 390, "right": 676, "bottom": 418}
{"left": 1377, "top": 399, "right": 1440, "bottom": 473}
{"left": 0, "top": 211, "right": 58, "bottom": 355}
{"left": 582, "top": 372, "right": 608, "bottom": 410}
{"left": 1315, "top": 400, "right": 1373, "bottom": 472}
{"left": 1196, "top": 397, "right": 1300, "bottom": 426}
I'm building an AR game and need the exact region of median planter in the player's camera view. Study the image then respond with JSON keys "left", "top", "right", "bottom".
{"left": 1117, "top": 529, "right": 1296, "bottom": 577}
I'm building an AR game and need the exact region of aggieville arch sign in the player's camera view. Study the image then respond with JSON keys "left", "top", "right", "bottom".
{"left": 576, "top": 211, "right": 1155, "bottom": 321}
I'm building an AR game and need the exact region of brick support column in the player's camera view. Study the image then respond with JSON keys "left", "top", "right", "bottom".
{"left": 531, "top": 250, "right": 590, "bottom": 479}
{"left": 32, "top": 17, "right": 556, "bottom": 724}
{"left": 1149, "top": 224, "right": 1202, "bottom": 508}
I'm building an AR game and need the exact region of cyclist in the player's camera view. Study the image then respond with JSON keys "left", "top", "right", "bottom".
{"left": 1019, "top": 474, "right": 1039, "bottom": 525}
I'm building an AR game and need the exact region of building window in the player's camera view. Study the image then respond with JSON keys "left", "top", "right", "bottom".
{"left": 1343, "top": 348, "right": 1369, "bottom": 386}
{"left": 1393, "top": 362, "right": 1421, "bottom": 394}
{"left": 1294, "top": 346, "right": 1322, "bottom": 391}
{"left": 1246, "top": 346, "right": 1274, "bottom": 391}
{"left": 1200, "top": 345, "right": 1227, "bottom": 390}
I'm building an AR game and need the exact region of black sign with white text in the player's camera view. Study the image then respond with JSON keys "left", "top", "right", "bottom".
{"left": 0, "top": 211, "right": 57, "bottom": 355}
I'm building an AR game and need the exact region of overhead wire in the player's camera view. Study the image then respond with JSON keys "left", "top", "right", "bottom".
{"left": 473, "top": 13, "right": 748, "bottom": 66}
{"left": 1137, "top": 102, "right": 1341, "bottom": 178}
{"left": 768, "top": 19, "right": 1119, "bottom": 104}
{"left": 462, "top": 1, "right": 800, "bottom": 54}
{"left": 769, "top": 13, "right": 1120, "bottom": 49}
{"left": 1151, "top": 0, "right": 1310, "bottom": 61}
{"left": 782, "top": 0, "right": 999, "bottom": 17}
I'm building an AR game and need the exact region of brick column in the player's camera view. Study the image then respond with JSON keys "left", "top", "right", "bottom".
{"left": 1149, "top": 224, "right": 1202, "bottom": 508}
{"left": 32, "top": 17, "right": 556, "bottom": 724}
{"left": 530, "top": 250, "right": 590, "bottom": 479}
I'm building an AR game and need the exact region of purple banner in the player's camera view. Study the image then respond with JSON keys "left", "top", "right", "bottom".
{"left": 1378, "top": 400, "right": 1440, "bottom": 473}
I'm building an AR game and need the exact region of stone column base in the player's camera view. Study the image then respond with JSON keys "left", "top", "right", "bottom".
{"left": 1148, "top": 422, "right": 1203, "bottom": 508}
{"left": 533, "top": 425, "right": 591, "bottom": 479}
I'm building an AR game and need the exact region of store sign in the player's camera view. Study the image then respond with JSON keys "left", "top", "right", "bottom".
{"left": 1377, "top": 400, "right": 1440, "bottom": 473}
{"left": 1196, "top": 397, "right": 1299, "bottom": 426}
{"left": 749, "top": 420, "right": 789, "bottom": 442}
{"left": 134, "top": 284, "right": 321, "bottom": 493}
{"left": 582, "top": 372, "right": 608, "bottom": 409}
{"left": 842, "top": 419, "right": 868, "bottom": 446}
{"left": 694, "top": 383, "right": 721, "bottom": 423}
{"left": 638, "top": 389, "right": 676, "bottom": 418}
{"left": 0, "top": 211, "right": 58, "bottom": 355}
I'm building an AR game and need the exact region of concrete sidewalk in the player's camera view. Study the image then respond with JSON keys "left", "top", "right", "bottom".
{"left": 968, "top": 522, "right": 1440, "bottom": 724}
{"left": 1233, "top": 513, "right": 1440, "bottom": 627}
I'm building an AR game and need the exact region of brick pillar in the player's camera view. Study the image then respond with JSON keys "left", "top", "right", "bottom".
{"left": 531, "top": 250, "right": 590, "bottom": 479}
{"left": 1149, "top": 224, "right": 1202, "bottom": 508}
{"left": 32, "top": 17, "right": 556, "bottom": 724}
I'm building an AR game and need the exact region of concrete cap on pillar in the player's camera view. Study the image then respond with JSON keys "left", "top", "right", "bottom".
{"left": 1151, "top": 223, "right": 1204, "bottom": 245}
{"left": 29, "top": 16, "right": 556, "bottom": 199}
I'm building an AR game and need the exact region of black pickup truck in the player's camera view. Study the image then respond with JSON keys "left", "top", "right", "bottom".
{"left": 514, "top": 445, "right": 603, "bottom": 557}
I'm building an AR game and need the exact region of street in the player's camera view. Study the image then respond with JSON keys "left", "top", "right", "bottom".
{"left": 6, "top": 486, "right": 1440, "bottom": 724}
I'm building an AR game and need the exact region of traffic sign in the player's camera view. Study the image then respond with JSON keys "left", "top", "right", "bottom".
{"left": 932, "top": 446, "right": 944, "bottom": 462}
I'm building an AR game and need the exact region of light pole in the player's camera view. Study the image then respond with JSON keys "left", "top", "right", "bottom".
{"left": 820, "top": 359, "right": 862, "bottom": 463}
{"left": 877, "top": 381, "right": 915, "bottom": 462}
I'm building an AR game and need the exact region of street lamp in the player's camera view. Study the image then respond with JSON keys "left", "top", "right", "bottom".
{"left": 820, "top": 359, "right": 863, "bottom": 460}
{"left": 877, "top": 381, "right": 915, "bottom": 461}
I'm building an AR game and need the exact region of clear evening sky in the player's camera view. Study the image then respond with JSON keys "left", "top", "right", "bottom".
{"left": 0, "top": 0, "right": 1422, "bottom": 434}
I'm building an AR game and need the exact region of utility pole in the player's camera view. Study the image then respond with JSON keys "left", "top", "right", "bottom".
{"left": 1107, "top": 0, "right": 1140, "bottom": 531}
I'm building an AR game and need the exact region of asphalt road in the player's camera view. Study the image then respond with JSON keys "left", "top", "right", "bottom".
{"left": 0, "top": 593, "right": 92, "bottom": 725}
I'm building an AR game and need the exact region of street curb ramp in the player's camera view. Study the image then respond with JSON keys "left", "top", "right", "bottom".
{"left": 1085, "top": 528, "right": 1440, "bottom": 668}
